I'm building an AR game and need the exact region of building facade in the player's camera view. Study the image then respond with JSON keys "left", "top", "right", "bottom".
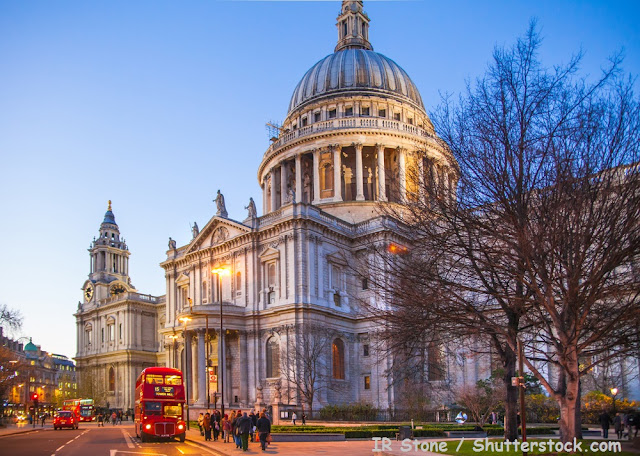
{"left": 74, "top": 202, "right": 164, "bottom": 411}
{"left": 158, "top": 1, "right": 475, "bottom": 419}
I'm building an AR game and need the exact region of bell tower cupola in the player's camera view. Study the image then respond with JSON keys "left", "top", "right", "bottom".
{"left": 84, "top": 200, "right": 134, "bottom": 304}
{"left": 335, "top": 0, "right": 372, "bottom": 52}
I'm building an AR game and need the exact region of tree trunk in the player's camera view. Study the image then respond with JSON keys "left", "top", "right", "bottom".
{"left": 574, "top": 379, "right": 583, "bottom": 439}
{"left": 557, "top": 364, "right": 581, "bottom": 442}
{"left": 503, "top": 345, "right": 519, "bottom": 441}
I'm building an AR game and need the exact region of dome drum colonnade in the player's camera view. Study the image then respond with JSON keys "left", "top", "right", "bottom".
{"left": 258, "top": 1, "right": 458, "bottom": 217}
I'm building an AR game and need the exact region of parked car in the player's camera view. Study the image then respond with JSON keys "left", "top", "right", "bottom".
{"left": 53, "top": 411, "right": 78, "bottom": 430}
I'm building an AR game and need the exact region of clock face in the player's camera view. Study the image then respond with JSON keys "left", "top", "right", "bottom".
{"left": 84, "top": 284, "right": 94, "bottom": 301}
{"left": 110, "top": 283, "right": 126, "bottom": 296}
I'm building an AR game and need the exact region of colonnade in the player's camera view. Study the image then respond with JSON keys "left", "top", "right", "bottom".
{"left": 262, "top": 144, "right": 456, "bottom": 213}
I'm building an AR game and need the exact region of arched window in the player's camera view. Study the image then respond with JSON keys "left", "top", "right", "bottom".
{"left": 266, "top": 337, "right": 279, "bottom": 378}
{"left": 202, "top": 280, "right": 209, "bottom": 303}
{"left": 108, "top": 366, "right": 115, "bottom": 392}
{"left": 332, "top": 338, "right": 345, "bottom": 380}
{"left": 236, "top": 271, "right": 242, "bottom": 295}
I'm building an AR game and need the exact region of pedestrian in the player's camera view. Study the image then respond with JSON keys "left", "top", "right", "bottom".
{"left": 302, "top": 412, "right": 306, "bottom": 425}
{"left": 292, "top": 411, "right": 297, "bottom": 425}
{"left": 198, "top": 413, "right": 204, "bottom": 436}
{"left": 41, "top": 414, "right": 46, "bottom": 427}
{"left": 203, "top": 412, "right": 212, "bottom": 441}
{"left": 213, "top": 409, "right": 220, "bottom": 441}
{"left": 249, "top": 410, "right": 257, "bottom": 442}
{"left": 116, "top": 410, "right": 122, "bottom": 425}
{"left": 111, "top": 411, "right": 117, "bottom": 425}
{"left": 221, "top": 413, "right": 231, "bottom": 443}
{"left": 614, "top": 413, "right": 623, "bottom": 439}
{"left": 624, "top": 413, "right": 633, "bottom": 439}
{"left": 599, "top": 410, "right": 611, "bottom": 439}
{"left": 256, "top": 412, "right": 271, "bottom": 452}
{"left": 233, "top": 411, "right": 243, "bottom": 448}
{"left": 238, "top": 412, "right": 252, "bottom": 451}
{"left": 97, "top": 412, "right": 104, "bottom": 427}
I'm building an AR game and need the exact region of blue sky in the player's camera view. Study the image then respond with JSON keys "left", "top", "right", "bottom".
{"left": 1, "top": 0, "right": 638, "bottom": 359}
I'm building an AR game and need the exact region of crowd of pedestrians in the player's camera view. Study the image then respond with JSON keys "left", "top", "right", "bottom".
{"left": 198, "top": 408, "right": 273, "bottom": 451}
{"left": 599, "top": 410, "right": 640, "bottom": 440}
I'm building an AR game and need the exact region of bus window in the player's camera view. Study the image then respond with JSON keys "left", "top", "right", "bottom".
{"left": 165, "top": 375, "right": 182, "bottom": 385}
{"left": 144, "top": 402, "right": 162, "bottom": 415}
{"left": 146, "top": 375, "right": 164, "bottom": 385}
{"left": 164, "top": 405, "right": 182, "bottom": 417}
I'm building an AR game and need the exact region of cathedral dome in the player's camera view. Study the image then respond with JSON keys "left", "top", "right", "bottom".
{"left": 288, "top": 49, "right": 424, "bottom": 114}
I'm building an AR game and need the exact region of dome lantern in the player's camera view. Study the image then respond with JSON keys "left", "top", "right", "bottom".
{"left": 335, "top": 1, "right": 372, "bottom": 52}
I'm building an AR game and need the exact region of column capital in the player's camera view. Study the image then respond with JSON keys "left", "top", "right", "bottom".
{"left": 375, "top": 143, "right": 385, "bottom": 152}
{"left": 352, "top": 142, "right": 363, "bottom": 152}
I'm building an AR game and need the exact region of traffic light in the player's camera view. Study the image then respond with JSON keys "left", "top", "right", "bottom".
{"left": 31, "top": 393, "right": 39, "bottom": 409}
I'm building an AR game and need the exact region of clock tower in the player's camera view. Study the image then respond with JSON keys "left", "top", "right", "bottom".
{"left": 75, "top": 201, "right": 162, "bottom": 412}
{"left": 83, "top": 200, "right": 134, "bottom": 303}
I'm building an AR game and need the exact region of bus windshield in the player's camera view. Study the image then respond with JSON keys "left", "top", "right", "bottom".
{"left": 144, "top": 402, "right": 162, "bottom": 416}
{"left": 164, "top": 405, "right": 182, "bottom": 417}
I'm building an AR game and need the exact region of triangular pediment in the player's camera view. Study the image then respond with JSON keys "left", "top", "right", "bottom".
{"left": 259, "top": 246, "right": 280, "bottom": 262}
{"left": 175, "top": 272, "right": 190, "bottom": 286}
{"left": 326, "top": 251, "right": 348, "bottom": 266}
{"left": 186, "top": 216, "right": 251, "bottom": 254}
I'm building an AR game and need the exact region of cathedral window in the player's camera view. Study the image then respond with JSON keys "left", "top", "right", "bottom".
{"left": 342, "top": 20, "right": 347, "bottom": 38}
{"left": 235, "top": 272, "right": 242, "bottom": 296}
{"left": 378, "top": 109, "right": 386, "bottom": 118}
{"left": 363, "top": 344, "right": 369, "bottom": 357}
{"left": 364, "top": 375, "right": 370, "bottom": 390}
{"left": 345, "top": 107, "right": 353, "bottom": 117}
{"left": 332, "top": 338, "right": 345, "bottom": 380}
{"left": 108, "top": 367, "right": 115, "bottom": 392}
{"left": 408, "top": 117, "right": 413, "bottom": 125}
{"left": 119, "top": 323, "right": 123, "bottom": 340}
{"left": 427, "top": 343, "right": 445, "bottom": 381}
{"left": 302, "top": 116, "right": 308, "bottom": 127}
{"left": 394, "top": 112, "right": 401, "bottom": 121}
{"left": 202, "top": 280, "right": 209, "bottom": 304}
{"left": 328, "top": 108, "right": 337, "bottom": 119}
{"left": 361, "top": 106, "right": 370, "bottom": 116}
{"left": 108, "top": 323, "right": 115, "bottom": 341}
{"left": 314, "top": 112, "right": 321, "bottom": 122}
{"left": 266, "top": 337, "right": 279, "bottom": 378}
{"left": 362, "top": 278, "right": 368, "bottom": 290}
{"left": 101, "top": 328, "right": 104, "bottom": 343}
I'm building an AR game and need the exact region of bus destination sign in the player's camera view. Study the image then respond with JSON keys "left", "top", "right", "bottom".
{"left": 154, "top": 386, "right": 175, "bottom": 397}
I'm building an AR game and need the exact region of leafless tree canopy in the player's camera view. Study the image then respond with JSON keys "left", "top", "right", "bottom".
{"left": 360, "top": 22, "right": 640, "bottom": 442}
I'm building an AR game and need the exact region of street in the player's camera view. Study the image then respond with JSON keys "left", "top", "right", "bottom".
{"left": 0, "top": 423, "right": 220, "bottom": 456}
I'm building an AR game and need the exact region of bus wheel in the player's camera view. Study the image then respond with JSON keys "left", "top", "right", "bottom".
{"left": 179, "top": 432, "right": 185, "bottom": 442}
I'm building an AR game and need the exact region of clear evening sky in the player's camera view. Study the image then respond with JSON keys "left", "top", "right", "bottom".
{"left": 1, "top": 0, "right": 638, "bottom": 359}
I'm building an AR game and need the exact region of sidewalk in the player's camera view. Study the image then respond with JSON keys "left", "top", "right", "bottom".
{"left": 0, "top": 422, "right": 51, "bottom": 437}
{"left": 183, "top": 428, "right": 441, "bottom": 456}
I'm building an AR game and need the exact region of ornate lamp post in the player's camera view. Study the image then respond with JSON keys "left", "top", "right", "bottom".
{"left": 211, "top": 267, "right": 230, "bottom": 417}
{"left": 610, "top": 387, "right": 618, "bottom": 416}
{"left": 178, "top": 316, "right": 191, "bottom": 429}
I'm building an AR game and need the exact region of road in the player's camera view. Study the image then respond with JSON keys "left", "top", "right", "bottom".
{"left": 0, "top": 423, "right": 220, "bottom": 456}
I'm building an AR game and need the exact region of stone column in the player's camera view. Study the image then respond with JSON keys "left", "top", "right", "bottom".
{"left": 295, "top": 154, "right": 302, "bottom": 200}
{"left": 270, "top": 168, "right": 278, "bottom": 212}
{"left": 312, "top": 149, "right": 320, "bottom": 204}
{"left": 417, "top": 152, "right": 426, "bottom": 203}
{"left": 280, "top": 161, "right": 288, "bottom": 206}
{"left": 197, "top": 329, "right": 206, "bottom": 407}
{"left": 376, "top": 144, "right": 387, "bottom": 201}
{"left": 355, "top": 143, "right": 364, "bottom": 201}
{"left": 398, "top": 147, "right": 406, "bottom": 202}
{"left": 238, "top": 331, "right": 247, "bottom": 404}
{"left": 333, "top": 145, "right": 342, "bottom": 202}
{"left": 191, "top": 332, "right": 199, "bottom": 403}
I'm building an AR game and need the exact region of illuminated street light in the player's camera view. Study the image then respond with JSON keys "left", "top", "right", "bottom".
{"left": 611, "top": 387, "right": 619, "bottom": 415}
{"left": 211, "top": 267, "right": 230, "bottom": 417}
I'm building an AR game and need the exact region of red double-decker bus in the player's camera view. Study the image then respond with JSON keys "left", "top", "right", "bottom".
{"left": 134, "top": 367, "right": 186, "bottom": 442}
{"left": 62, "top": 398, "right": 95, "bottom": 422}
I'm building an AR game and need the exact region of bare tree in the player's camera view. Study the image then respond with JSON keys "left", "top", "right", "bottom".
{"left": 0, "top": 305, "right": 23, "bottom": 335}
{"left": 364, "top": 22, "right": 640, "bottom": 443}
{"left": 279, "top": 324, "right": 345, "bottom": 413}
{"left": 456, "top": 377, "right": 505, "bottom": 427}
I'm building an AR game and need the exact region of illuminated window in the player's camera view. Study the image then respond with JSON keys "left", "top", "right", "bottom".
{"left": 164, "top": 375, "right": 182, "bottom": 385}
{"left": 332, "top": 339, "right": 345, "bottom": 380}
{"left": 364, "top": 376, "right": 370, "bottom": 390}
{"left": 108, "top": 367, "right": 115, "bottom": 392}
{"left": 266, "top": 337, "right": 280, "bottom": 378}
{"left": 236, "top": 272, "right": 242, "bottom": 296}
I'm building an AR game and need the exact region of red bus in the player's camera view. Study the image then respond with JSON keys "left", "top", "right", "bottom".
{"left": 134, "top": 367, "right": 186, "bottom": 442}
{"left": 62, "top": 398, "right": 95, "bottom": 422}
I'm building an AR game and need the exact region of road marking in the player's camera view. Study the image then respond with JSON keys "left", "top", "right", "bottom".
{"left": 121, "top": 429, "right": 135, "bottom": 448}
{"left": 56, "top": 445, "right": 65, "bottom": 452}
{"left": 184, "top": 441, "right": 221, "bottom": 454}
{"left": 177, "top": 448, "right": 184, "bottom": 454}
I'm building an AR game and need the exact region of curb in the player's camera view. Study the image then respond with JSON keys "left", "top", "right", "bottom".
{"left": 185, "top": 437, "right": 228, "bottom": 456}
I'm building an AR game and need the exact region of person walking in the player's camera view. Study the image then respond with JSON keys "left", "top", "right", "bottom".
{"left": 221, "top": 413, "right": 230, "bottom": 443}
{"left": 302, "top": 412, "right": 306, "bottom": 425}
{"left": 198, "top": 413, "right": 204, "bottom": 436}
{"left": 599, "top": 410, "right": 612, "bottom": 439}
{"left": 203, "top": 412, "right": 212, "bottom": 441}
{"left": 97, "top": 412, "right": 104, "bottom": 427}
{"left": 256, "top": 412, "right": 271, "bottom": 452}
{"left": 111, "top": 412, "right": 117, "bottom": 426}
{"left": 233, "top": 411, "right": 243, "bottom": 448}
{"left": 614, "top": 413, "right": 623, "bottom": 439}
{"left": 249, "top": 410, "right": 257, "bottom": 442}
{"left": 238, "top": 412, "right": 252, "bottom": 451}
{"left": 213, "top": 410, "right": 220, "bottom": 441}
{"left": 291, "top": 411, "right": 297, "bottom": 426}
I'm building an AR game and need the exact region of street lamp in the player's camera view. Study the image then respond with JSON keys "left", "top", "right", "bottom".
{"left": 211, "top": 267, "right": 230, "bottom": 417}
{"left": 610, "top": 387, "right": 619, "bottom": 416}
{"left": 178, "top": 316, "right": 192, "bottom": 429}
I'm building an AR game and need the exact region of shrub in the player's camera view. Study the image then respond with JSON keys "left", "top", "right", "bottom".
{"left": 319, "top": 403, "right": 379, "bottom": 421}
